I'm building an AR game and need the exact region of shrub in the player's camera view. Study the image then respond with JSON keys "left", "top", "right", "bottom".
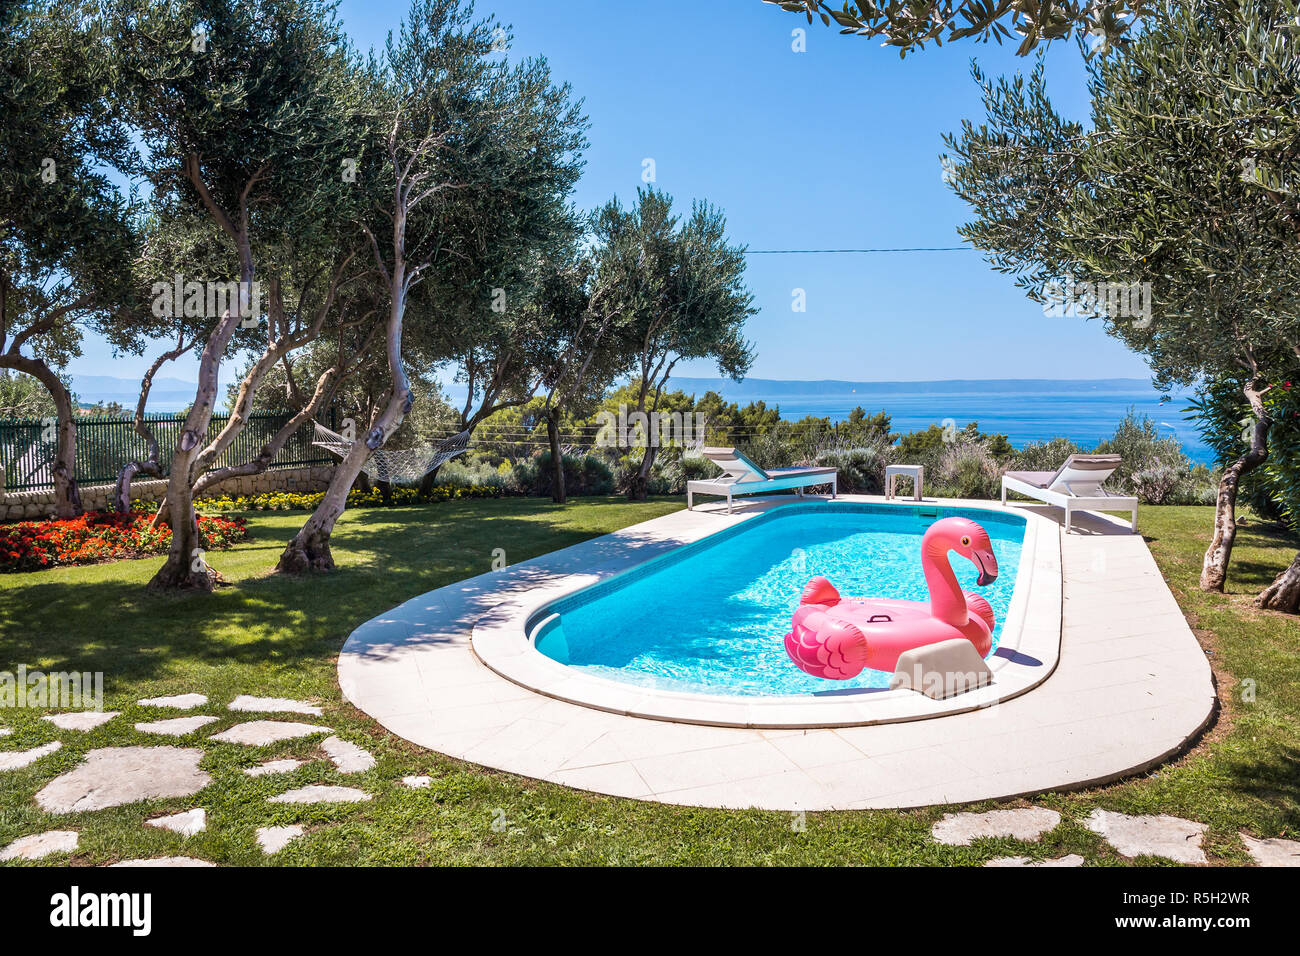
{"left": 1010, "top": 437, "right": 1083, "bottom": 473}
{"left": 0, "top": 510, "right": 248, "bottom": 573}
{"left": 530, "top": 451, "right": 615, "bottom": 497}
{"left": 1095, "top": 409, "right": 1190, "bottom": 495}
{"left": 937, "top": 441, "right": 1001, "bottom": 499}
{"left": 814, "top": 443, "right": 892, "bottom": 494}
{"left": 1130, "top": 464, "right": 1184, "bottom": 504}
{"left": 201, "top": 484, "right": 503, "bottom": 512}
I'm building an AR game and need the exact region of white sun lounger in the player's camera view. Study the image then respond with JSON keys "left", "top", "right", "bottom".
{"left": 686, "top": 446, "right": 838, "bottom": 514}
{"left": 1000, "top": 453, "right": 1138, "bottom": 533}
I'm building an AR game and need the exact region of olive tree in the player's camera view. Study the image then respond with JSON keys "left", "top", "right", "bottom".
{"left": 765, "top": 0, "right": 1151, "bottom": 56}
{"left": 1, "top": 1, "right": 148, "bottom": 516}
{"left": 113, "top": 0, "right": 364, "bottom": 589}
{"left": 277, "top": 0, "right": 587, "bottom": 571}
{"left": 602, "top": 188, "right": 755, "bottom": 501}
{"left": 943, "top": 0, "right": 1300, "bottom": 599}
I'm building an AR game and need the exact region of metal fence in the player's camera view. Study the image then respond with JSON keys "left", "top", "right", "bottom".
{"left": 0, "top": 409, "right": 337, "bottom": 493}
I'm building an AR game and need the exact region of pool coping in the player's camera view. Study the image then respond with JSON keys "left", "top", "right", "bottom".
{"left": 469, "top": 500, "right": 1062, "bottom": 728}
{"left": 338, "top": 494, "right": 1218, "bottom": 810}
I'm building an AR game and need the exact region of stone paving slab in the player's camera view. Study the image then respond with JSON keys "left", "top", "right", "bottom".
{"left": 339, "top": 495, "right": 1216, "bottom": 810}
{"left": 138, "top": 694, "right": 208, "bottom": 710}
{"left": 244, "top": 758, "right": 307, "bottom": 777}
{"left": 135, "top": 716, "right": 219, "bottom": 737}
{"left": 209, "top": 721, "right": 330, "bottom": 746}
{"left": 145, "top": 808, "right": 207, "bottom": 837}
{"left": 36, "top": 746, "right": 210, "bottom": 814}
{"left": 256, "top": 824, "right": 305, "bottom": 853}
{"left": 1086, "top": 809, "right": 1208, "bottom": 864}
{"left": 320, "top": 736, "right": 376, "bottom": 773}
{"left": 110, "top": 857, "right": 215, "bottom": 867}
{"left": 1, "top": 830, "right": 79, "bottom": 861}
{"left": 228, "top": 696, "right": 323, "bottom": 717}
{"left": 0, "top": 741, "right": 62, "bottom": 771}
{"left": 931, "top": 807, "right": 1062, "bottom": 846}
{"left": 985, "top": 854, "right": 1085, "bottom": 867}
{"left": 1240, "top": 832, "right": 1300, "bottom": 867}
{"left": 268, "top": 785, "right": 370, "bottom": 804}
{"left": 42, "top": 712, "right": 118, "bottom": 731}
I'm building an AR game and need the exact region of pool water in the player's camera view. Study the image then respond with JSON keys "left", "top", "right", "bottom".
{"left": 533, "top": 503, "right": 1025, "bottom": 697}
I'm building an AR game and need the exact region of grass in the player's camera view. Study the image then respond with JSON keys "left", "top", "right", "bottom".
{"left": 0, "top": 497, "right": 1297, "bottom": 865}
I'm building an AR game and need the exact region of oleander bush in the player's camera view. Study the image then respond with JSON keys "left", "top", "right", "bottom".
{"left": 0, "top": 510, "right": 248, "bottom": 573}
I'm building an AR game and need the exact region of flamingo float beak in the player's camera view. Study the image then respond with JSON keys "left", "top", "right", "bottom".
{"left": 973, "top": 548, "right": 998, "bottom": 587}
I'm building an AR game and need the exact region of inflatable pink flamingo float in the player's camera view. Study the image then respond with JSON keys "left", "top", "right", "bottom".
{"left": 784, "top": 516, "right": 1000, "bottom": 680}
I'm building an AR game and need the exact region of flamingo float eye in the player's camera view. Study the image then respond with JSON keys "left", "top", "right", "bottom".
{"left": 960, "top": 535, "right": 971, "bottom": 547}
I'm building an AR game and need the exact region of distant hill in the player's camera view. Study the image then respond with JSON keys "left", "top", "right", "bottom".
{"left": 665, "top": 376, "right": 1161, "bottom": 397}
{"left": 72, "top": 374, "right": 214, "bottom": 412}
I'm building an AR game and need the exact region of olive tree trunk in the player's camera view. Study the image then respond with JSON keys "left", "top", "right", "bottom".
{"left": 1200, "top": 379, "right": 1270, "bottom": 592}
{"left": 148, "top": 309, "right": 244, "bottom": 592}
{"left": 546, "top": 409, "right": 566, "bottom": 504}
{"left": 1, "top": 355, "right": 82, "bottom": 518}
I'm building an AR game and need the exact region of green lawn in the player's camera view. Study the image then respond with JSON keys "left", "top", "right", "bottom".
{"left": 0, "top": 498, "right": 1296, "bottom": 865}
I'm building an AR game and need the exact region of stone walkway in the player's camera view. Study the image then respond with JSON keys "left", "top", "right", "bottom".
{"left": 0, "top": 692, "right": 380, "bottom": 865}
{"left": 339, "top": 495, "right": 1217, "bottom": 810}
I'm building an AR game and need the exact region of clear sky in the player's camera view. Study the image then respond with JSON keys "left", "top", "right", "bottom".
{"left": 67, "top": 0, "right": 1155, "bottom": 385}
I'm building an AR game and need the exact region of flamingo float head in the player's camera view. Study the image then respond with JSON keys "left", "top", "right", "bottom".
{"left": 925, "top": 516, "right": 999, "bottom": 586}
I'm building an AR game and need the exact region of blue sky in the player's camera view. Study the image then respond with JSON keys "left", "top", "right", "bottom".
{"left": 68, "top": 0, "right": 1154, "bottom": 385}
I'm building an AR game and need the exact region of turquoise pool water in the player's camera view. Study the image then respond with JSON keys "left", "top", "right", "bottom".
{"left": 533, "top": 503, "right": 1026, "bottom": 697}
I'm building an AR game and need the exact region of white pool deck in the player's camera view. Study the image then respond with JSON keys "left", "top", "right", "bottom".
{"left": 339, "top": 495, "right": 1217, "bottom": 810}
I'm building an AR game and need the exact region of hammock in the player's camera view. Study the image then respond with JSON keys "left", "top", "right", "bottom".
{"left": 312, "top": 422, "right": 471, "bottom": 485}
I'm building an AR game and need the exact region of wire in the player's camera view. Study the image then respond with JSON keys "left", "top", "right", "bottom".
{"left": 744, "top": 246, "right": 971, "bottom": 254}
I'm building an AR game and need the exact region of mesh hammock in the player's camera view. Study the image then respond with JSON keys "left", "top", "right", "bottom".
{"left": 312, "top": 422, "right": 471, "bottom": 485}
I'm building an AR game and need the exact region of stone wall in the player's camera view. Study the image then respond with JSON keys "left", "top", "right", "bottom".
{"left": 0, "top": 464, "right": 336, "bottom": 522}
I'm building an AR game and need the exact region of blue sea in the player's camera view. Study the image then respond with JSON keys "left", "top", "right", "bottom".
{"left": 663, "top": 379, "right": 1215, "bottom": 467}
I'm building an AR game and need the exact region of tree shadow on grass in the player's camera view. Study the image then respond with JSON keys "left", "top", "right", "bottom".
{"left": 0, "top": 497, "right": 682, "bottom": 685}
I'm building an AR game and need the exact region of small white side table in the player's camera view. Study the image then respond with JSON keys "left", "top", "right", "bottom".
{"left": 885, "top": 464, "right": 924, "bottom": 501}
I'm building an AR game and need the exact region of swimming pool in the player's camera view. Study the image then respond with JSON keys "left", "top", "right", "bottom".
{"left": 532, "top": 502, "right": 1026, "bottom": 698}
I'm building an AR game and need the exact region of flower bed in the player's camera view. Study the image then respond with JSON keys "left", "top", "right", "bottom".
{"left": 0, "top": 510, "right": 249, "bottom": 573}
{"left": 199, "top": 483, "right": 504, "bottom": 512}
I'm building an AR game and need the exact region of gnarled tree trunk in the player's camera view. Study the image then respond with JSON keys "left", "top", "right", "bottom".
{"left": 115, "top": 338, "right": 194, "bottom": 513}
{"left": 1256, "top": 551, "right": 1300, "bottom": 612}
{"left": 278, "top": 240, "right": 412, "bottom": 573}
{"left": 1201, "top": 379, "right": 1270, "bottom": 592}
{"left": 0, "top": 354, "right": 82, "bottom": 518}
{"left": 546, "top": 409, "right": 566, "bottom": 504}
{"left": 148, "top": 308, "right": 244, "bottom": 592}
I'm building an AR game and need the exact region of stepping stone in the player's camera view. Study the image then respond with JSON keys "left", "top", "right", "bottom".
{"left": 1086, "top": 809, "right": 1207, "bottom": 864}
{"left": 146, "top": 808, "right": 206, "bottom": 837}
{"left": 932, "top": 808, "right": 1062, "bottom": 846}
{"left": 0, "top": 728, "right": 9, "bottom": 737}
{"left": 401, "top": 776, "right": 432, "bottom": 789}
{"left": 42, "top": 711, "right": 119, "bottom": 732}
{"left": 256, "top": 824, "right": 305, "bottom": 854}
{"left": 135, "top": 716, "right": 219, "bottom": 737}
{"left": 110, "top": 857, "right": 215, "bottom": 867}
{"left": 1240, "top": 832, "right": 1300, "bottom": 867}
{"left": 268, "top": 785, "right": 371, "bottom": 805}
{"left": 985, "top": 854, "right": 1085, "bottom": 867}
{"left": 320, "top": 735, "right": 375, "bottom": 774}
{"left": 138, "top": 693, "right": 208, "bottom": 710}
{"left": 0, "top": 740, "right": 62, "bottom": 772}
{"left": 0, "top": 830, "right": 79, "bottom": 861}
{"left": 36, "top": 746, "right": 210, "bottom": 814}
{"left": 244, "top": 758, "right": 307, "bottom": 778}
{"left": 228, "top": 695, "right": 322, "bottom": 717}
{"left": 209, "top": 721, "right": 330, "bottom": 746}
